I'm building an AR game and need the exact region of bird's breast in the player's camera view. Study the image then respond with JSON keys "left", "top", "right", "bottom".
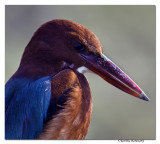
{"left": 39, "top": 69, "right": 92, "bottom": 139}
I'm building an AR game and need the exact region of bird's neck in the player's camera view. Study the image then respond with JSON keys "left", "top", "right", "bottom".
{"left": 12, "top": 61, "right": 65, "bottom": 79}
{"left": 38, "top": 72, "right": 92, "bottom": 139}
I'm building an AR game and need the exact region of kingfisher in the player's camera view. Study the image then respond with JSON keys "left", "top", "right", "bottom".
{"left": 5, "top": 19, "right": 149, "bottom": 139}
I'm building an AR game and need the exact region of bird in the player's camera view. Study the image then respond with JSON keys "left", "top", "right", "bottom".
{"left": 5, "top": 19, "right": 149, "bottom": 139}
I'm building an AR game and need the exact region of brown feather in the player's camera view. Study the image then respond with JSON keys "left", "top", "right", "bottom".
{"left": 38, "top": 69, "right": 92, "bottom": 139}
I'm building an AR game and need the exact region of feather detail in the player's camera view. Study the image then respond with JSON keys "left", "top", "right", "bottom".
{"left": 5, "top": 76, "right": 52, "bottom": 139}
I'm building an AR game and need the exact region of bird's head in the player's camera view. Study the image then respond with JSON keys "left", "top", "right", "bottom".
{"left": 19, "top": 19, "right": 149, "bottom": 101}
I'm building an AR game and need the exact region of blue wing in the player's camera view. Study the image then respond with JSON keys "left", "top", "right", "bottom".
{"left": 5, "top": 76, "right": 52, "bottom": 139}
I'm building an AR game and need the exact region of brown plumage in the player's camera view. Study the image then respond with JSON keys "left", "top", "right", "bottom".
{"left": 39, "top": 70, "right": 92, "bottom": 139}
{"left": 6, "top": 19, "right": 149, "bottom": 139}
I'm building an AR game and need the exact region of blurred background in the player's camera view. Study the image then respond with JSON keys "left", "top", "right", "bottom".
{"left": 5, "top": 5, "right": 155, "bottom": 139}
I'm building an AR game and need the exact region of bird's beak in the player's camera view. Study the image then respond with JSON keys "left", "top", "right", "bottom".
{"left": 81, "top": 54, "right": 149, "bottom": 101}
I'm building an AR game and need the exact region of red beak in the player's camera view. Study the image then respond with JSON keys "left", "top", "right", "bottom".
{"left": 81, "top": 54, "right": 149, "bottom": 101}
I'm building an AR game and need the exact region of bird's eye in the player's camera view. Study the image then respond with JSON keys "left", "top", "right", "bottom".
{"left": 73, "top": 42, "right": 85, "bottom": 52}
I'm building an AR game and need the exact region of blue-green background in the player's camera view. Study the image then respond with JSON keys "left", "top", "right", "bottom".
{"left": 5, "top": 5, "right": 156, "bottom": 139}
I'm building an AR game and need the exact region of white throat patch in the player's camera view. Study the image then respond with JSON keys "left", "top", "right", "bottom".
{"left": 77, "top": 66, "right": 92, "bottom": 74}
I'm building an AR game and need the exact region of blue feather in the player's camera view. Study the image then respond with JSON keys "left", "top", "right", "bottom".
{"left": 5, "top": 76, "right": 52, "bottom": 139}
